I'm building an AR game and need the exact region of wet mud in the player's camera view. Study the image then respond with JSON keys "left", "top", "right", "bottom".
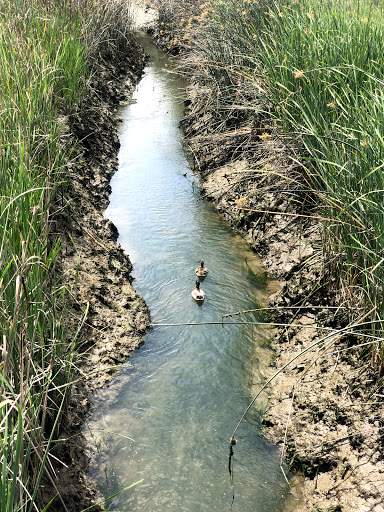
{"left": 43, "top": 36, "right": 149, "bottom": 512}
{"left": 143, "top": 2, "right": 384, "bottom": 510}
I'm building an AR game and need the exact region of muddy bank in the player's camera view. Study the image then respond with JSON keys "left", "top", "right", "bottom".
{"left": 183, "top": 96, "right": 384, "bottom": 512}
{"left": 42, "top": 33, "right": 149, "bottom": 512}
{"left": 148, "top": 7, "right": 384, "bottom": 512}
{"left": 181, "top": 72, "right": 384, "bottom": 512}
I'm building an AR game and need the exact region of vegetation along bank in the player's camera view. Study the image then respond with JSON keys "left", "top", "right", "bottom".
{"left": 2, "top": 0, "right": 384, "bottom": 510}
{"left": 0, "top": 1, "right": 148, "bottom": 510}
{"left": 152, "top": 0, "right": 384, "bottom": 510}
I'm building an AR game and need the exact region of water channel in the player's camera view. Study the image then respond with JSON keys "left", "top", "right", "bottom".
{"left": 86, "top": 35, "right": 297, "bottom": 511}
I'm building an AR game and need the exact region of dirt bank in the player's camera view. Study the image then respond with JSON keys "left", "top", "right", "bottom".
{"left": 148, "top": 5, "right": 384, "bottom": 511}
{"left": 181, "top": 95, "right": 383, "bottom": 512}
{"left": 42, "top": 29, "right": 150, "bottom": 512}
{"left": 183, "top": 88, "right": 383, "bottom": 512}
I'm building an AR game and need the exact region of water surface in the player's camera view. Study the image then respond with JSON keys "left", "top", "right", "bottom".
{"left": 86, "top": 35, "right": 295, "bottom": 511}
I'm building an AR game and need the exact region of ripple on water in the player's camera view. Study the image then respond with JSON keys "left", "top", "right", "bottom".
{"left": 86, "top": 35, "right": 297, "bottom": 512}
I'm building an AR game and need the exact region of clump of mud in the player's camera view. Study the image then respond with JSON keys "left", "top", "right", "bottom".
{"left": 40, "top": 36, "right": 149, "bottom": 512}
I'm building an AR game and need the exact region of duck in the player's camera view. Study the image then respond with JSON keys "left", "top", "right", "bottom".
{"left": 195, "top": 259, "right": 208, "bottom": 277}
{"left": 191, "top": 279, "right": 205, "bottom": 302}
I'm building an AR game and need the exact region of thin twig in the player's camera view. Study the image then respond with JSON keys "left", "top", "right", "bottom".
{"left": 280, "top": 386, "right": 296, "bottom": 486}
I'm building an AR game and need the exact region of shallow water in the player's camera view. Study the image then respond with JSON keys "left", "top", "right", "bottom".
{"left": 86, "top": 35, "right": 296, "bottom": 511}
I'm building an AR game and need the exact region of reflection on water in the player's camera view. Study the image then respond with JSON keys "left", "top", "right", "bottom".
{"left": 86, "top": 34, "right": 297, "bottom": 511}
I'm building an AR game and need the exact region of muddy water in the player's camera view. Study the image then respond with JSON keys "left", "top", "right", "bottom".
{"left": 86, "top": 36, "right": 296, "bottom": 511}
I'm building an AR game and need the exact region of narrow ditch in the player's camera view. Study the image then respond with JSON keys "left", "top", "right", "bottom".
{"left": 84, "top": 34, "right": 299, "bottom": 511}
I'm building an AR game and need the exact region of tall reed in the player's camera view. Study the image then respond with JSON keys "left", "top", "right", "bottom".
{"left": 0, "top": 0, "right": 134, "bottom": 509}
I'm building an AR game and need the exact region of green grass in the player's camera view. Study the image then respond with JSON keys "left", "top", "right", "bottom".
{"left": 182, "top": 0, "right": 384, "bottom": 371}
{"left": 0, "top": 0, "right": 134, "bottom": 509}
